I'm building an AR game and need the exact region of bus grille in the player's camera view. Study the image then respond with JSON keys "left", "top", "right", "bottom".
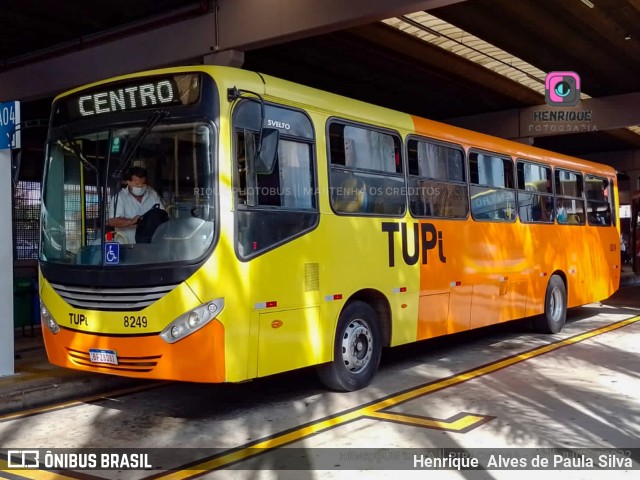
{"left": 50, "top": 283, "right": 179, "bottom": 311}
{"left": 67, "top": 348, "right": 161, "bottom": 373}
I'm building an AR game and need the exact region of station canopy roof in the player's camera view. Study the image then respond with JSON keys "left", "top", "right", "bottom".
{"left": 2, "top": 0, "right": 639, "bottom": 158}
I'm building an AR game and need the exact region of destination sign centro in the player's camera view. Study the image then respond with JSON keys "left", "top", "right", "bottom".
{"left": 54, "top": 73, "right": 202, "bottom": 125}
{"left": 78, "top": 80, "right": 176, "bottom": 117}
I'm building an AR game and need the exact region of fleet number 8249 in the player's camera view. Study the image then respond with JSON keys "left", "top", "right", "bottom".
{"left": 123, "top": 316, "right": 148, "bottom": 328}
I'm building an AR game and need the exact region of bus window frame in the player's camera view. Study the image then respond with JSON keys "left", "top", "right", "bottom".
{"left": 554, "top": 167, "right": 586, "bottom": 226}
{"left": 405, "top": 134, "right": 469, "bottom": 221}
{"left": 585, "top": 174, "right": 615, "bottom": 227}
{"left": 326, "top": 117, "right": 406, "bottom": 218}
{"left": 468, "top": 148, "right": 517, "bottom": 223}
{"left": 231, "top": 100, "right": 320, "bottom": 261}
{"left": 516, "top": 158, "right": 555, "bottom": 225}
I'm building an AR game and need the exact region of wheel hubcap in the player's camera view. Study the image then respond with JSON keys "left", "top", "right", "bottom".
{"left": 341, "top": 319, "right": 374, "bottom": 373}
{"left": 549, "top": 287, "right": 563, "bottom": 322}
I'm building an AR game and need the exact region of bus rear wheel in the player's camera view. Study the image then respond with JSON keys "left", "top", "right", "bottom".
{"left": 534, "top": 275, "right": 567, "bottom": 334}
{"left": 317, "top": 301, "right": 382, "bottom": 392}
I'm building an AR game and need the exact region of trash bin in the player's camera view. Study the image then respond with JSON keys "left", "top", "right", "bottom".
{"left": 14, "top": 278, "right": 34, "bottom": 333}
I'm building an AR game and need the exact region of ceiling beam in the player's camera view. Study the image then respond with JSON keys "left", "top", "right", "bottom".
{"left": 347, "top": 23, "right": 542, "bottom": 107}
{"left": 216, "top": 0, "right": 467, "bottom": 50}
{"left": 0, "top": 0, "right": 467, "bottom": 102}
{"left": 0, "top": 12, "right": 216, "bottom": 102}
{"left": 447, "top": 91, "right": 640, "bottom": 139}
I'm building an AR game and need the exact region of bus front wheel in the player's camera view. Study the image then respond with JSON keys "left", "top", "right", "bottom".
{"left": 535, "top": 275, "right": 567, "bottom": 334}
{"left": 317, "top": 301, "right": 382, "bottom": 392}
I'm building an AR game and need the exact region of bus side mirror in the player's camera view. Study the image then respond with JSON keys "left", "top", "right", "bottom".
{"left": 245, "top": 128, "right": 279, "bottom": 175}
{"left": 255, "top": 128, "right": 279, "bottom": 175}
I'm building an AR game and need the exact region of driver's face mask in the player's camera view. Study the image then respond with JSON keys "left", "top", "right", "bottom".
{"left": 130, "top": 185, "right": 147, "bottom": 196}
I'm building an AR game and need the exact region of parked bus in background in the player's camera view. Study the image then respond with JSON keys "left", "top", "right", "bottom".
{"left": 39, "top": 66, "right": 620, "bottom": 391}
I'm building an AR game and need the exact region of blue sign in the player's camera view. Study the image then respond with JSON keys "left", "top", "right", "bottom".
{"left": 105, "top": 242, "right": 120, "bottom": 264}
{"left": 0, "top": 101, "right": 20, "bottom": 150}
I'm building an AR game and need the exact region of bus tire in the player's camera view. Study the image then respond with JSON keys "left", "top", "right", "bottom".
{"left": 534, "top": 275, "right": 567, "bottom": 334}
{"left": 317, "top": 301, "right": 382, "bottom": 392}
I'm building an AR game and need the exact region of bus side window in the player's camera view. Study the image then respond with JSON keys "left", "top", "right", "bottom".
{"left": 407, "top": 138, "right": 468, "bottom": 219}
{"left": 585, "top": 175, "right": 614, "bottom": 226}
{"left": 517, "top": 160, "right": 553, "bottom": 224}
{"left": 328, "top": 122, "right": 405, "bottom": 216}
{"left": 469, "top": 151, "right": 515, "bottom": 222}
{"left": 233, "top": 106, "right": 318, "bottom": 259}
{"left": 555, "top": 169, "right": 586, "bottom": 225}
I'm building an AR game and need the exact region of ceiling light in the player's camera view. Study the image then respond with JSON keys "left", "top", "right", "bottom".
{"left": 385, "top": 13, "right": 549, "bottom": 95}
{"left": 580, "top": 0, "right": 595, "bottom": 8}
{"left": 624, "top": 34, "right": 631, "bottom": 40}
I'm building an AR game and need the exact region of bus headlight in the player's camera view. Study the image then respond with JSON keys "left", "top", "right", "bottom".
{"left": 187, "top": 311, "right": 201, "bottom": 328}
{"left": 160, "top": 298, "right": 224, "bottom": 344}
{"left": 41, "top": 301, "right": 60, "bottom": 334}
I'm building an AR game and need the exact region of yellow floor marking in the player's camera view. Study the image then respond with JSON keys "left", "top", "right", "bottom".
{"left": 0, "top": 459, "right": 78, "bottom": 480}
{"left": 0, "top": 382, "right": 169, "bottom": 422}
{"left": 366, "top": 411, "right": 488, "bottom": 431}
{"left": 152, "top": 315, "right": 640, "bottom": 479}
{"left": 0, "top": 470, "right": 76, "bottom": 480}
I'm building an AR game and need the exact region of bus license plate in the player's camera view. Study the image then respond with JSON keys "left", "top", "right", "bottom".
{"left": 89, "top": 349, "right": 118, "bottom": 365}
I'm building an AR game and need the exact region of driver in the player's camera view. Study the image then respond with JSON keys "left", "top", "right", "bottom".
{"left": 108, "top": 166, "right": 164, "bottom": 243}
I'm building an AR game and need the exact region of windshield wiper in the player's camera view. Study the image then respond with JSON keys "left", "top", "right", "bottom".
{"left": 111, "top": 110, "right": 168, "bottom": 183}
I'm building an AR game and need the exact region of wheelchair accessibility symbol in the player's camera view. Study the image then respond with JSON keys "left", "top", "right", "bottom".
{"left": 105, "top": 242, "right": 120, "bottom": 264}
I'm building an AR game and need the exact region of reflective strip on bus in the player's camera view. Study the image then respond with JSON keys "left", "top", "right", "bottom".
{"left": 324, "top": 294, "right": 343, "bottom": 302}
{"left": 255, "top": 301, "right": 278, "bottom": 310}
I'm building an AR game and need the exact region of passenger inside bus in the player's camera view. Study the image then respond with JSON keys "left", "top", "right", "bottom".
{"left": 556, "top": 199, "right": 568, "bottom": 223}
{"left": 107, "top": 166, "right": 165, "bottom": 243}
{"left": 527, "top": 179, "right": 553, "bottom": 222}
{"left": 333, "top": 175, "right": 368, "bottom": 213}
{"left": 531, "top": 195, "right": 552, "bottom": 221}
{"left": 567, "top": 214, "right": 580, "bottom": 224}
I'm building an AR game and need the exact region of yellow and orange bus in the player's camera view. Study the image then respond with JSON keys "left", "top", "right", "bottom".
{"left": 39, "top": 66, "right": 620, "bottom": 391}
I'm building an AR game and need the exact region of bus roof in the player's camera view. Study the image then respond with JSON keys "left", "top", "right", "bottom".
{"left": 54, "top": 64, "right": 617, "bottom": 178}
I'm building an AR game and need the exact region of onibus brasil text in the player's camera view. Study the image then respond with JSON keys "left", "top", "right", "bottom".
{"left": 7, "top": 451, "right": 152, "bottom": 469}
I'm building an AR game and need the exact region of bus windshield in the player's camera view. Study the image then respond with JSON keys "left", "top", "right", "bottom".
{"left": 41, "top": 121, "right": 216, "bottom": 266}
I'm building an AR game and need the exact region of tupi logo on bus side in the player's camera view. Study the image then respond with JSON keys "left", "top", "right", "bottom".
{"left": 382, "top": 222, "right": 446, "bottom": 267}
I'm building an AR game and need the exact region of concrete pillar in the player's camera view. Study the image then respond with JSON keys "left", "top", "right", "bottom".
{"left": 0, "top": 149, "right": 15, "bottom": 376}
